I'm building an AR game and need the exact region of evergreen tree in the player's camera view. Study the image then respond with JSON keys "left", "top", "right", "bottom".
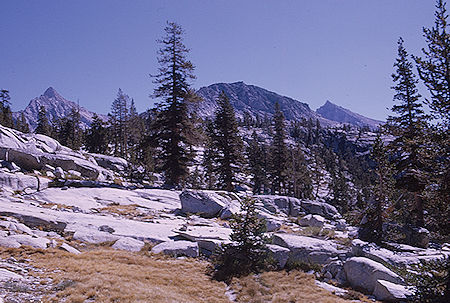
{"left": 415, "top": 0, "right": 450, "bottom": 123}
{"left": 15, "top": 113, "right": 30, "bottom": 133}
{"left": 330, "top": 163, "right": 350, "bottom": 214}
{"left": 209, "top": 91, "right": 244, "bottom": 191}
{"left": 85, "top": 114, "right": 109, "bottom": 154}
{"left": 387, "top": 38, "right": 429, "bottom": 227}
{"left": 359, "top": 134, "right": 395, "bottom": 244}
{"left": 414, "top": 0, "right": 450, "bottom": 241}
{"left": 127, "top": 99, "right": 146, "bottom": 166}
{"left": 286, "top": 145, "right": 313, "bottom": 199}
{"left": 211, "top": 198, "right": 273, "bottom": 282}
{"left": 247, "top": 131, "right": 269, "bottom": 194}
{"left": 35, "top": 106, "right": 52, "bottom": 136}
{"left": 109, "top": 89, "right": 130, "bottom": 159}
{"left": 151, "top": 22, "right": 197, "bottom": 188}
{"left": 202, "top": 120, "right": 218, "bottom": 189}
{"left": 270, "top": 102, "right": 288, "bottom": 194}
{"left": 0, "top": 90, "right": 14, "bottom": 128}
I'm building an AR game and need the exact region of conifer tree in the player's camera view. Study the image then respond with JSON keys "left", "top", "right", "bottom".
{"left": 360, "top": 134, "right": 395, "bottom": 244}
{"left": 270, "top": 102, "right": 288, "bottom": 194}
{"left": 202, "top": 120, "right": 218, "bottom": 189}
{"left": 0, "top": 90, "right": 14, "bottom": 128}
{"left": 211, "top": 198, "right": 272, "bottom": 282}
{"left": 151, "top": 22, "right": 197, "bottom": 188}
{"left": 286, "top": 145, "right": 313, "bottom": 199}
{"left": 109, "top": 89, "right": 130, "bottom": 159}
{"left": 247, "top": 131, "right": 269, "bottom": 194}
{"left": 414, "top": 0, "right": 450, "bottom": 240}
{"left": 127, "top": 99, "right": 146, "bottom": 166}
{"left": 35, "top": 106, "right": 52, "bottom": 136}
{"left": 209, "top": 91, "right": 244, "bottom": 191}
{"left": 415, "top": 0, "right": 450, "bottom": 123}
{"left": 15, "top": 113, "right": 30, "bottom": 133}
{"left": 85, "top": 114, "right": 109, "bottom": 154}
{"left": 387, "top": 38, "right": 429, "bottom": 227}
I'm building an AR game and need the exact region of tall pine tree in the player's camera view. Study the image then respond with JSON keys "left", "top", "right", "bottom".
{"left": 387, "top": 38, "right": 429, "bottom": 227}
{"left": 109, "top": 89, "right": 130, "bottom": 159}
{"left": 35, "top": 106, "right": 52, "bottom": 136}
{"left": 85, "top": 114, "right": 109, "bottom": 154}
{"left": 210, "top": 91, "right": 244, "bottom": 191}
{"left": 270, "top": 102, "right": 288, "bottom": 194}
{"left": 151, "top": 22, "right": 197, "bottom": 188}
{"left": 0, "top": 90, "right": 14, "bottom": 128}
{"left": 414, "top": 0, "right": 450, "bottom": 241}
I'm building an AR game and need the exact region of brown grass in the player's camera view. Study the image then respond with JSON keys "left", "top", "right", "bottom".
{"left": 230, "top": 270, "right": 349, "bottom": 303}
{"left": 1, "top": 247, "right": 229, "bottom": 303}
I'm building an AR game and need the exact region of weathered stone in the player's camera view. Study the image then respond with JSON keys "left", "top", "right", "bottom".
{"left": 0, "top": 269, "right": 24, "bottom": 281}
{"left": 0, "top": 172, "right": 38, "bottom": 192}
{"left": 54, "top": 167, "right": 65, "bottom": 179}
{"left": 8, "top": 234, "right": 50, "bottom": 249}
{"left": 273, "top": 233, "right": 340, "bottom": 265}
{"left": 267, "top": 244, "right": 290, "bottom": 269}
{"left": 343, "top": 257, "right": 404, "bottom": 293}
{"left": 0, "top": 211, "right": 66, "bottom": 233}
{"left": 180, "top": 190, "right": 227, "bottom": 218}
{"left": 301, "top": 200, "right": 341, "bottom": 219}
{"left": 72, "top": 229, "right": 120, "bottom": 244}
{"left": 59, "top": 243, "right": 81, "bottom": 254}
{"left": 298, "top": 214, "right": 326, "bottom": 228}
{"left": 112, "top": 237, "right": 145, "bottom": 252}
{"left": 0, "top": 237, "right": 21, "bottom": 248}
{"left": 151, "top": 240, "right": 199, "bottom": 257}
{"left": 373, "top": 279, "right": 414, "bottom": 302}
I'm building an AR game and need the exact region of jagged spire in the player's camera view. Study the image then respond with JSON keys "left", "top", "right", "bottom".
{"left": 43, "top": 87, "right": 62, "bottom": 99}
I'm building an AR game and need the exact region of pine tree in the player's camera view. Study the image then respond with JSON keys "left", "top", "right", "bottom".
{"left": 387, "top": 38, "right": 429, "bottom": 227}
{"left": 211, "top": 198, "right": 273, "bottom": 282}
{"left": 286, "top": 145, "right": 313, "bottom": 199}
{"left": 109, "top": 89, "right": 130, "bottom": 159}
{"left": 0, "top": 90, "right": 14, "bottom": 128}
{"left": 35, "top": 106, "right": 52, "bottom": 136}
{"left": 15, "top": 113, "right": 30, "bottom": 133}
{"left": 127, "top": 99, "right": 145, "bottom": 166}
{"left": 85, "top": 114, "right": 109, "bottom": 154}
{"left": 202, "top": 120, "right": 218, "bottom": 189}
{"left": 209, "top": 91, "right": 244, "bottom": 191}
{"left": 415, "top": 0, "right": 450, "bottom": 123}
{"left": 414, "top": 0, "right": 450, "bottom": 241}
{"left": 151, "top": 22, "right": 197, "bottom": 188}
{"left": 247, "top": 131, "right": 269, "bottom": 194}
{"left": 270, "top": 102, "right": 288, "bottom": 194}
{"left": 360, "top": 134, "right": 395, "bottom": 244}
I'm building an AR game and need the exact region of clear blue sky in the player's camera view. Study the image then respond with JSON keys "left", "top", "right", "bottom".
{"left": 0, "top": 0, "right": 435, "bottom": 120}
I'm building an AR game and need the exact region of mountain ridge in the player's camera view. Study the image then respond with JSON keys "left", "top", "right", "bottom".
{"left": 316, "top": 100, "right": 382, "bottom": 129}
{"left": 13, "top": 87, "right": 107, "bottom": 130}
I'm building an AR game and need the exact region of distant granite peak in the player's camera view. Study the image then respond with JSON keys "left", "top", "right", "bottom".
{"left": 316, "top": 100, "right": 382, "bottom": 129}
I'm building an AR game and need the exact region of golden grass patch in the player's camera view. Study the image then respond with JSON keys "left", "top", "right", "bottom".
{"left": 1, "top": 247, "right": 229, "bottom": 303}
{"left": 230, "top": 270, "right": 349, "bottom": 303}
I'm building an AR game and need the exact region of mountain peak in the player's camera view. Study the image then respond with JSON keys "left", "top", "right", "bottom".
{"left": 317, "top": 100, "right": 382, "bottom": 129}
{"left": 43, "top": 87, "right": 62, "bottom": 99}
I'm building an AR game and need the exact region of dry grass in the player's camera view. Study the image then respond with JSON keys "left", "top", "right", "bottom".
{"left": 98, "top": 204, "right": 155, "bottom": 221}
{"left": 230, "top": 270, "right": 349, "bottom": 303}
{"left": 1, "top": 247, "right": 229, "bottom": 303}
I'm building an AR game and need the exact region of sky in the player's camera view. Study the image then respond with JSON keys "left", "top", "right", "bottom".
{"left": 0, "top": 0, "right": 437, "bottom": 120}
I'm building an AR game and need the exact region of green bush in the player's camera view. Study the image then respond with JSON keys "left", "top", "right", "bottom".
{"left": 210, "top": 197, "right": 275, "bottom": 282}
{"left": 405, "top": 256, "right": 450, "bottom": 303}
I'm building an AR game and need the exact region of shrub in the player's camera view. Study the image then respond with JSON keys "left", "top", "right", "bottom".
{"left": 210, "top": 197, "right": 275, "bottom": 282}
{"left": 404, "top": 256, "right": 450, "bottom": 302}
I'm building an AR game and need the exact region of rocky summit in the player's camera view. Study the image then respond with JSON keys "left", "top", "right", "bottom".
{"left": 1, "top": 125, "right": 449, "bottom": 302}
{"left": 12, "top": 87, "right": 106, "bottom": 130}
